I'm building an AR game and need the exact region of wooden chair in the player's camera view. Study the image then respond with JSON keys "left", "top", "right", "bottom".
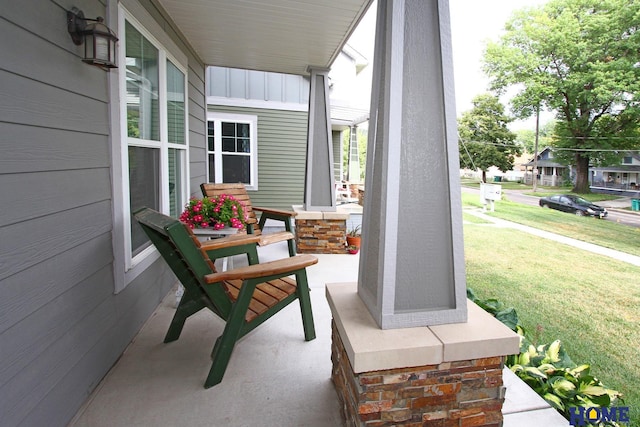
{"left": 134, "top": 207, "right": 317, "bottom": 388}
{"left": 200, "top": 183, "right": 297, "bottom": 256}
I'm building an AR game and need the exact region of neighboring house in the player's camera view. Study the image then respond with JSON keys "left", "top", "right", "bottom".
{"left": 522, "top": 147, "right": 570, "bottom": 187}
{"left": 590, "top": 152, "right": 640, "bottom": 190}
{"left": 205, "top": 45, "right": 369, "bottom": 209}
{"left": 523, "top": 148, "right": 640, "bottom": 189}
{"left": 0, "top": 1, "right": 371, "bottom": 425}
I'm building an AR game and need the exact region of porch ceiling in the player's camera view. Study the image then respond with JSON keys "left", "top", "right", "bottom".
{"left": 157, "top": 0, "right": 374, "bottom": 76}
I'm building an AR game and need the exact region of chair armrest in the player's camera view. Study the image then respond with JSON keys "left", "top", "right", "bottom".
{"left": 204, "top": 254, "right": 317, "bottom": 283}
{"left": 199, "top": 234, "right": 260, "bottom": 251}
{"left": 253, "top": 206, "right": 297, "bottom": 218}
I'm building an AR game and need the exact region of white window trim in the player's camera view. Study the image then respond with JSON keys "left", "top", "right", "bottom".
{"left": 110, "top": 4, "right": 189, "bottom": 293}
{"left": 206, "top": 112, "right": 258, "bottom": 190}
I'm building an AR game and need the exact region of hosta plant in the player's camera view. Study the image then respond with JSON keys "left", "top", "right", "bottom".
{"left": 510, "top": 339, "right": 624, "bottom": 426}
{"left": 467, "top": 288, "right": 624, "bottom": 426}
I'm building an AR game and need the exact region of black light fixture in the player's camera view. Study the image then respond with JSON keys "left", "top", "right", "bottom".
{"left": 67, "top": 7, "right": 118, "bottom": 70}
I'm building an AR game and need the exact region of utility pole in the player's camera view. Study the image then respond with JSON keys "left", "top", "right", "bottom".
{"left": 533, "top": 105, "right": 540, "bottom": 192}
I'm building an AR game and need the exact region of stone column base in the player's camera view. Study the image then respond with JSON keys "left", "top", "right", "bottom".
{"left": 332, "top": 321, "right": 506, "bottom": 426}
{"left": 293, "top": 206, "right": 350, "bottom": 254}
{"left": 326, "top": 283, "right": 520, "bottom": 427}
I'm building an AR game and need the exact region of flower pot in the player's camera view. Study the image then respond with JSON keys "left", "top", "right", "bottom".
{"left": 346, "top": 236, "right": 361, "bottom": 248}
{"left": 347, "top": 245, "right": 359, "bottom": 255}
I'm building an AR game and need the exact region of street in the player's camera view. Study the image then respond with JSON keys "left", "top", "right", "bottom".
{"left": 462, "top": 187, "right": 640, "bottom": 229}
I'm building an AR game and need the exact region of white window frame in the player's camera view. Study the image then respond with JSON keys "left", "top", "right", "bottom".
{"left": 111, "top": 5, "right": 189, "bottom": 293}
{"left": 206, "top": 112, "right": 258, "bottom": 190}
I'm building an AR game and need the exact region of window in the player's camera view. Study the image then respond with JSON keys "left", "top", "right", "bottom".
{"left": 119, "top": 9, "right": 188, "bottom": 278}
{"left": 206, "top": 113, "right": 257, "bottom": 189}
{"left": 623, "top": 156, "right": 632, "bottom": 164}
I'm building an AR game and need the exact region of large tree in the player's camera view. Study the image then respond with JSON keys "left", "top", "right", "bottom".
{"left": 458, "top": 94, "right": 521, "bottom": 183}
{"left": 515, "top": 120, "right": 556, "bottom": 155}
{"left": 483, "top": 0, "right": 640, "bottom": 193}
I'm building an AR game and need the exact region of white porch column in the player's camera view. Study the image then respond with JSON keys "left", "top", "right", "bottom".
{"left": 347, "top": 125, "right": 361, "bottom": 183}
{"left": 357, "top": 0, "right": 467, "bottom": 328}
{"left": 304, "top": 66, "right": 336, "bottom": 212}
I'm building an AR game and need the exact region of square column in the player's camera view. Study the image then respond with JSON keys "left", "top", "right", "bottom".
{"left": 304, "top": 66, "right": 337, "bottom": 212}
{"left": 358, "top": 0, "right": 467, "bottom": 328}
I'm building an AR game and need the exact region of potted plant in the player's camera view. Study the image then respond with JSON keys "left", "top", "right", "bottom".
{"left": 179, "top": 194, "right": 248, "bottom": 230}
{"left": 346, "top": 224, "right": 361, "bottom": 248}
{"left": 347, "top": 245, "right": 359, "bottom": 255}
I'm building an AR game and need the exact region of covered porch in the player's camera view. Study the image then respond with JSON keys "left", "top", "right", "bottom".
{"left": 2, "top": 0, "right": 559, "bottom": 425}
{"left": 68, "top": 242, "right": 567, "bottom": 427}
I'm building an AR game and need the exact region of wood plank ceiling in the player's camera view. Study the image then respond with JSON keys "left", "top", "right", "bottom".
{"left": 157, "top": 0, "right": 374, "bottom": 76}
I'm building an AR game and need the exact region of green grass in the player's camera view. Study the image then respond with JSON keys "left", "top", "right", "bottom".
{"left": 462, "top": 193, "right": 640, "bottom": 257}
{"left": 461, "top": 196, "right": 640, "bottom": 426}
{"left": 460, "top": 178, "right": 535, "bottom": 191}
{"left": 463, "top": 212, "right": 491, "bottom": 224}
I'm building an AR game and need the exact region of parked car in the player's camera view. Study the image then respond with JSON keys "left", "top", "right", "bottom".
{"left": 538, "top": 195, "right": 608, "bottom": 218}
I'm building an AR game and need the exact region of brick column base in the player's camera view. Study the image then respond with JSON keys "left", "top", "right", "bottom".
{"left": 296, "top": 219, "right": 347, "bottom": 254}
{"left": 331, "top": 321, "right": 506, "bottom": 427}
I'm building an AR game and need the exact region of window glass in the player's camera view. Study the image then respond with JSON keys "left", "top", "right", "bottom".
{"left": 208, "top": 153, "right": 216, "bottom": 182}
{"left": 168, "top": 148, "right": 183, "bottom": 217}
{"left": 121, "top": 14, "right": 189, "bottom": 274}
{"left": 166, "top": 60, "right": 185, "bottom": 144}
{"left": 128, "top": 146, "right": 160, "bottom": 256}
{"left": 222, "top": 155, "right": 251, "bottom": 183}
{"left": 125, "top": 22, "right": 159, "bottom": 140}
{"left": 207, "top": 121, "right": 215, "bottom": 151}
{"left": 206, "top": 116, "right": 256, "bottom": 188}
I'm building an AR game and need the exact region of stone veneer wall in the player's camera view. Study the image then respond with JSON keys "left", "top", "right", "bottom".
{"left": 331, "top": 321, "right": 506, "bottom": 427}
{"left": 295, "top": 219, "right": 347, "bottom": 254}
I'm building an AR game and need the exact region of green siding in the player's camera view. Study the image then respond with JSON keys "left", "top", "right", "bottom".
{"left": 209, "top": 105, "right": 308, "bottom": 209}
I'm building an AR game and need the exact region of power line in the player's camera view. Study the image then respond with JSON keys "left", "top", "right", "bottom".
{"left": 459, "top": 138, "right": 640, "bottom": 153}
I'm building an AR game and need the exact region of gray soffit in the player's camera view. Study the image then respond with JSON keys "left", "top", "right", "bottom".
{"left": 157, "top": 0, "right": 374, "bottom": 76}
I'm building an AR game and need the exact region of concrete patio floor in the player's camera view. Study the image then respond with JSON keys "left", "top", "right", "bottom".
{"left": 69, "top": 241, "right": 568, "bottom": 426}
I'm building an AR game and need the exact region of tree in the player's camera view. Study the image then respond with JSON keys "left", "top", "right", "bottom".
{"left": 341, "top": 127, "right": 368, "bottom": 181}
{"left": 458, "top": 94, "right": 521, "bottom": 183}
{"left": 484, "top": 0, "right": 640, "bottom": 193}
{"left": 515, "top": 121, "right": 555, "bottom": 154}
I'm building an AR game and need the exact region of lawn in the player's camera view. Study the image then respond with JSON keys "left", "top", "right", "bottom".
{"left": 461, "top": 193, "right": 640, "bottom": 257}
{"left": 462, "top": 199, "right": 640, "bottom": 426}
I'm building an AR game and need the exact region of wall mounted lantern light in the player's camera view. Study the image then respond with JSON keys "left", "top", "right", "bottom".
{"left": 67, "top": 7, "right": 118, "bottom": 70}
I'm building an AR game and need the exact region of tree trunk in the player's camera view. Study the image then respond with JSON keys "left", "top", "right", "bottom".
{"left": 481, "top": 170, "right": 487, "bottom": 183}
{"left": 572, "top": 154, "right": 590, "bottom": 193}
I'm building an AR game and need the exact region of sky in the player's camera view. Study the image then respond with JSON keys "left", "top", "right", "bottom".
{"left": 347, "top": 0, "right": 551, "bottom": 130}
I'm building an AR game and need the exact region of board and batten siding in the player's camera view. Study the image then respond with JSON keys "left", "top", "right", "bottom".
{"left": 0, "top": 1, "right": 205, "bottom": 426}
{"left": 208, "top": 105, "right": 308, "bottom": 209}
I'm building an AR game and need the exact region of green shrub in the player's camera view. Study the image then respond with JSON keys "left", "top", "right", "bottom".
{"left": 467, "top": 289, "right": 624, "bottom": 425}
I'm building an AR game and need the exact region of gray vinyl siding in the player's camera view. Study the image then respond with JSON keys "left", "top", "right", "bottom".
{"left": 0, "top": 1, "right": 205, "bottom": 426}
{"left": 208, "top": 105, "right": 308, "bottom": 209}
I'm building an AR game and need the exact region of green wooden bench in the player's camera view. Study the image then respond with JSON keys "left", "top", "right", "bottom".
{"left": 134, "top": 207, "right": 317, "bottom": 388}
